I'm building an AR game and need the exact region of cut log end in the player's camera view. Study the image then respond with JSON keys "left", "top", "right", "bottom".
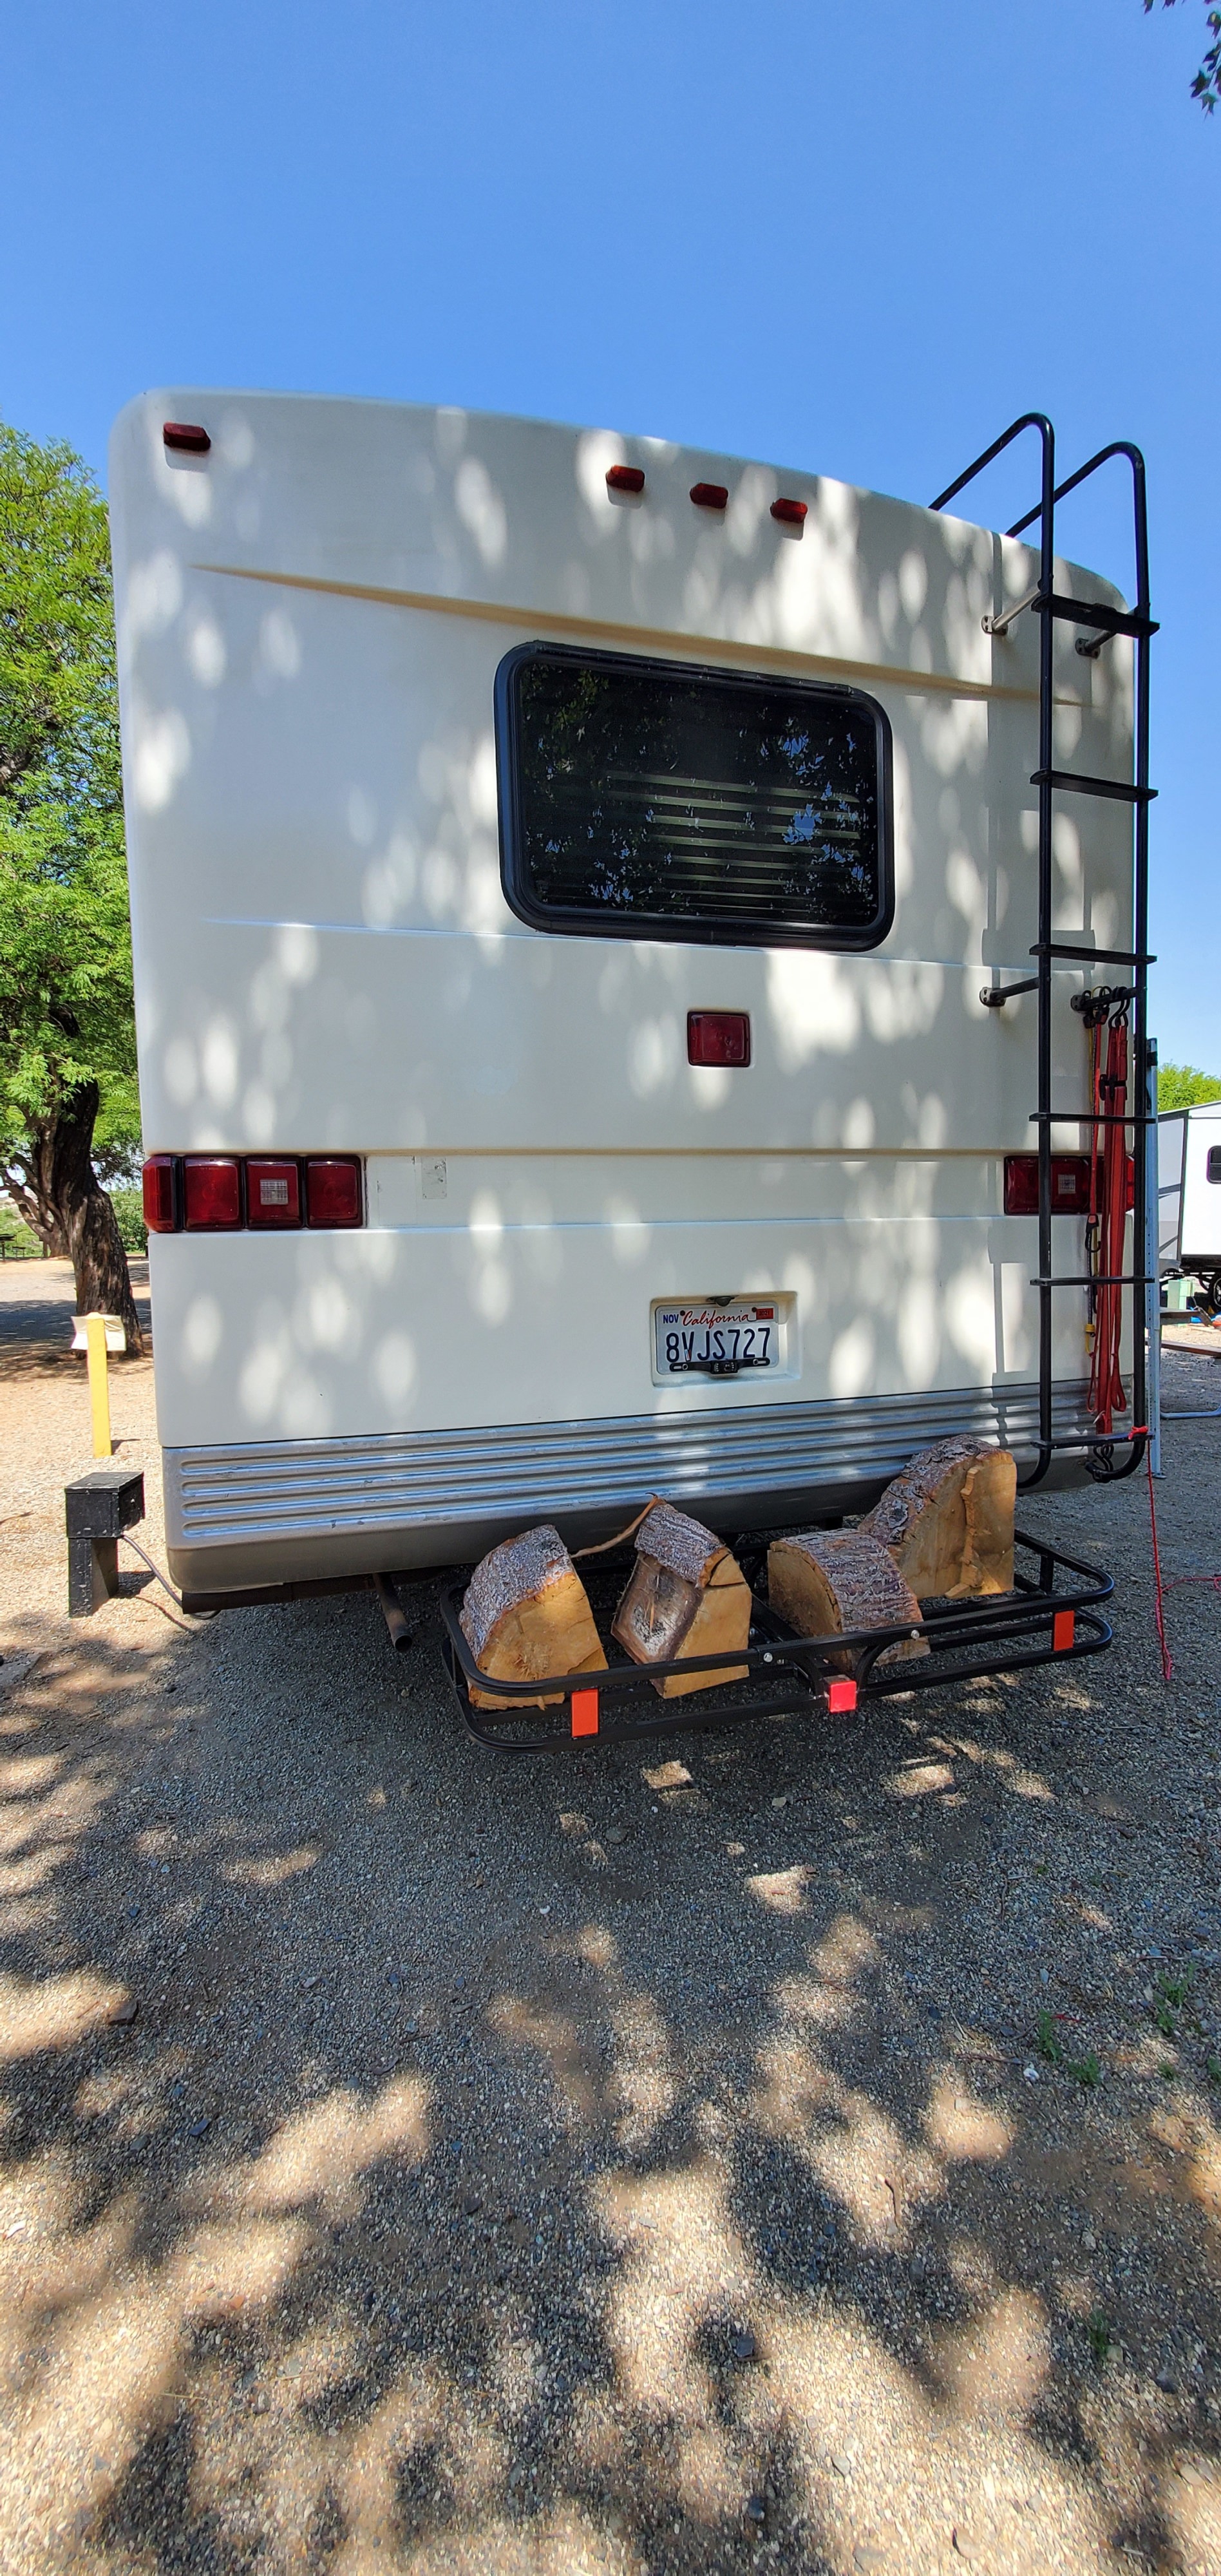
{"left": 768, "top": 1530, "right": 927, "bottom": 1671}
{"left": 858, "top": 1440, "right": 1016, "bottom": 1598}
{"left": 460, "top": 1524, "right": 607, "bottom": 1710}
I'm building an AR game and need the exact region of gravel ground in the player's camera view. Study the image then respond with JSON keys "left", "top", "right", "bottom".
{"left": 1, "top": 1271, "right": 1221, "bottom": 2575}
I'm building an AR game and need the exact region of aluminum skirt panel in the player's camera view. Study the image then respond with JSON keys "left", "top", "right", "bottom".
{"left": 164, "top": 1380, "right": 1094, "bottom": 1593}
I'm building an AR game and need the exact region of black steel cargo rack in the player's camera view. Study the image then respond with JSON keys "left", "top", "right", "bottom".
{"left": 437, "top": 1528, "right": 1113, "bottom": 1754}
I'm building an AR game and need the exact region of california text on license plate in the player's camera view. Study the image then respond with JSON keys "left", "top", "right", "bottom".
{"left": 654, "top": 1303, "right": 778, "bottom": 1378}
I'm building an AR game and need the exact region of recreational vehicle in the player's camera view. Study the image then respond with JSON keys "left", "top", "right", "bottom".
{"left": 1158, "top": 1101, "right": 1221, "bottom": 1313}
{"left": 109, "top": 397, "right": 1155, "bottom": 1692}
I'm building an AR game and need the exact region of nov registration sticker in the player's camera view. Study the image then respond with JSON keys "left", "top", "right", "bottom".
{"left": 654, "top": 1302, "right": 781, "bottom": 1379}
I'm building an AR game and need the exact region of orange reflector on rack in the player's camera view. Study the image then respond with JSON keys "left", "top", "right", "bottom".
{"left": 828, "top": 1677, "right": 857, "bottom": 1713}
{"left": 1053, "top": 1610, "right": 1075, "bottom": 1653}
{"left": 571, "top": 1689, "right": 600, "bottom": 1737}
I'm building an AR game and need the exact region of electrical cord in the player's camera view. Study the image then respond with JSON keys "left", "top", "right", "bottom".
{"left": 117, "top": 1532, "right": 217, "bottom": 1615}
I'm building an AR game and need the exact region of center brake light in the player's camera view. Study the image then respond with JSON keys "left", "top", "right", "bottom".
{"left": 688, "top": 1010, "right": 751, "bottom": 1068}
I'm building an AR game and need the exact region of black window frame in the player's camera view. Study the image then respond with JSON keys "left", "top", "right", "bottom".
{"left": 493, "top": 641, "right": 895, "bottom": 952}
{"left": 1206, "top": 1145, "right": 1221, "bottom": 1185}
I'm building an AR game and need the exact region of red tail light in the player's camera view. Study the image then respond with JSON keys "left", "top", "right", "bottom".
{"left": 688, "top": 1010, "right": 751, "bottom": 1068}
{"left": 605, "top": 464, "right": 645, "bottom": 495}
{"left": 247, "top": 1159, "right": 301, "bottom": 1228}
{"left": 1004, "top": 1155, "right": 1040, "bottom": 1215}
{"left": 142, "top": 1157, "right": 177, "bottom": 1233}
{"left": 690, "top": 482, "right": 728, "bottom": 510}
{"left": 183, "top": 1157, "right": 241, "bottom": 1230}
{"left": 770, "top": 497, "right": 807, "bottom": 527}
{"left": 1003, "top": 1153, "right": 1134, "bottom": 1217}
{"left": 163, "top": 422, "right": 211, "bottom": 454}
{"left": 305, "top": 1157, "right": 363, "bottom": 1227}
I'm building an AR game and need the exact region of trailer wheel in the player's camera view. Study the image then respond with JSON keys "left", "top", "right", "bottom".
{"left": 1201, "top": 1271, "right": 1221, "bottom": 1319}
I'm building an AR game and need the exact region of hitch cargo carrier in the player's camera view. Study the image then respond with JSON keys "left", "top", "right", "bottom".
{"left": 437, "top": 1528, "right": 1113, "bottom": 1756}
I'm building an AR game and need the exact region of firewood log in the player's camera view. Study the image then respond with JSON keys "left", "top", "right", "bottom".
{"left": 460, "top": 1524, "right": 607, "bottom": 1709}
{"left": 858, "top": 1438, "right": 1016, "bottom": 1598}
{"left": 611, "top": 1501, "right": 752, "bottom": 1698}
{"left": 767, "top": 1529, "right": 929, "bottom": 1670}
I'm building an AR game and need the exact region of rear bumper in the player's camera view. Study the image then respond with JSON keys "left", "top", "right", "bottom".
{"left": 164, "top": 1379, "right": 1095, "bottom": 1600}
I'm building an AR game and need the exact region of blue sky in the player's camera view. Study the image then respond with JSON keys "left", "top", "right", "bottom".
{"left": 5, "top": 0, "right": 1216, "bottom": 1067}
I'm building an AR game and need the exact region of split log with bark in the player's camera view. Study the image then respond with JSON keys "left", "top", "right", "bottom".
{"left": 767, "top": 1529, "right": 928, "bottom": 1670}
{"left": 460, "top": 1524, "right": 607, "bottom": 1709}
{"left": 858, "top": 1437, "right": 1015, "bottom": 1597}
{"left": 611, "top": 1500, "right": 752, "bottom": 1697}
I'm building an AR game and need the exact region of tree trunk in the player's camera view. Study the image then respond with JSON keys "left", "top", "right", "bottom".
{"left": 6, "top": 1133, "right": 69, "bottom": 1256}
{"left": 8, "top": 1088, "right": 143, "bottom": 1356}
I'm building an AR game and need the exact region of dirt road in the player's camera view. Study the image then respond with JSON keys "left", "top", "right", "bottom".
{"left": 1, "top": 1267, "right": 1220, "bottom": 2573}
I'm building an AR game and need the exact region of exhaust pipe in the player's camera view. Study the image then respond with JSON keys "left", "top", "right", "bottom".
{"left": 372, "top": 1572, "right": 413, "bottom": 1654}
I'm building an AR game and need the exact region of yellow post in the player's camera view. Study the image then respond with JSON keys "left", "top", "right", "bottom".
{"left": 85, "top": 1314, "right": 112, "bottom": 1459}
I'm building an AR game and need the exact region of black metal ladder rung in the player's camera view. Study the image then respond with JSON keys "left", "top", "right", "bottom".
{"left": 1030, "top": 768, "right": 1157, "bottom": 806}
{"left": 1031, "top": 1274, "right": 1156, "bottom": 1289}
{"left": 1029, "top": 1113, "right": 1153, "bottom": 1130}
{"left": 1032, "top": 592, "right": 1158, "bottom": 639}
{"left": 1034, "top": 943, "right": 1156, "bottom": 966}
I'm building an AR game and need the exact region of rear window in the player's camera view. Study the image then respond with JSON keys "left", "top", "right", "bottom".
{"left": 495, "top": 643, "right": 893, "bottom": 949}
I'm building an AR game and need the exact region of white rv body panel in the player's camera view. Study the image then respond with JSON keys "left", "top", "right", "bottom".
{"left": 108, "top": 393, "right": 1137, "bottom": 1594}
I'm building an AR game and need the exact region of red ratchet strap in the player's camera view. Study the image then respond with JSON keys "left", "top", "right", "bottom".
{"left": 1088, "top": 1008, "right": 1130, "bottom": 1435}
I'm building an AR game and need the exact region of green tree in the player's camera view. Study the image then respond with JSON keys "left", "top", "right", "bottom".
{"left": 1159, "top": 1061, "right": 1221, "bottom": 1110}
{"left": 1146, "top": 1, "right": 1221, "bottom": 112}
{"left": 0, "top": 421, "right": 143, "bottom": 1353}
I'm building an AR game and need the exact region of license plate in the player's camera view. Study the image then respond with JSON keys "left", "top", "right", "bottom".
{"left": 654, "top": 1302, "right": 780, "bottom": 1378}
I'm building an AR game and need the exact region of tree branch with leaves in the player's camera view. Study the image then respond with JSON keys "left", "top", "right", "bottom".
{"left": 0, "top": 422, "right": 144, "bottom": 1352}
{"left": 1146, "top": 0, "right": 1221, "bottom": 112}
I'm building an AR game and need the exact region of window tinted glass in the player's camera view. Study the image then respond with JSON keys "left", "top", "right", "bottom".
{"left": 497, "top": 645, "right": 892, "bottom": 949}
{"left": 1207, "top": 1145, "right": 1221, "bottom": 1184}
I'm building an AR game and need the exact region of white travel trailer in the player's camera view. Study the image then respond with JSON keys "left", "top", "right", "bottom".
{"left": 109, "top": 395, "right": 1155, "bottom": 1636}
{"left": 1158, "top": 1103, "right": 1221, "bottom": 1310}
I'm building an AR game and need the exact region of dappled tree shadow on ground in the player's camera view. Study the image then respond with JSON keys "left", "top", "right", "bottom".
{"left": 0, "top": 1425, "right": 1219, "bottom": 2573}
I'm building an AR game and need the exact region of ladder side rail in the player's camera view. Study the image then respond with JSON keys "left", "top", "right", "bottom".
{"left": 1008, "top": 440, "right": 1151, "bottom": 614}
{"left": 929, "top": 413, "right": 1055, "bottom": 518}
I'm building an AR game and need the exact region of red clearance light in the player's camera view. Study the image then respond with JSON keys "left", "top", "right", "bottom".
{"left": 247, "top": 1159, "right": 301, "bottom": 1229}
{"left": 688, "top": 1009, "right": 751, "bottom": 1069}
{"left": 142, "top": 1156, "right": 178, "bottom": 1233}
{"left": 690, "top": 482, "right": 728, "bottom": 511}
{"left": 163, "top": 421, "right": 211, "bottom": 454}
{"left": 182, "top": 1157, "right": 241, "bottom": 1230}
{"left": 606, "top": 464, "right": 645, "bottom": 495}
{"left": 305, "top": 1157, "right": 363, "bottom": 1227}
{"left": 770, "top": 496, "right": 807, "bottom": 527}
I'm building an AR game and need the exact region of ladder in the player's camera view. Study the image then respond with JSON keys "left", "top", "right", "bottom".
{"left": 931, "top": 414, "right": 1157, "bottom": 1487}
